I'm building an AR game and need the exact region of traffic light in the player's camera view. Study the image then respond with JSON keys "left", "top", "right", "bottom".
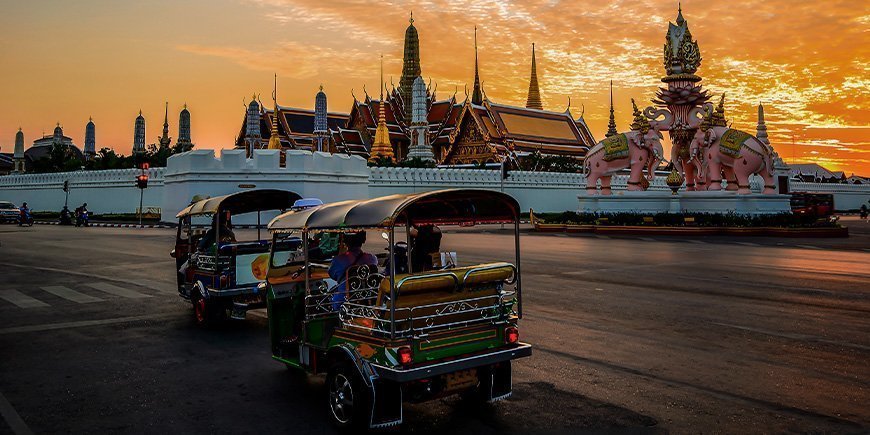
{"left": 141, "top": 162, "right": 150, "bottom": 170}
{"left": 136, "top": 174, "right": 149, "bottom": 189}
{"left": 62, "top": 180, "right": 70, "bottom": 192}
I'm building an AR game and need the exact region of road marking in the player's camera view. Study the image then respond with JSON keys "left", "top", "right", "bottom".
{"left": 0, "top": 290, "right": 49, "bottom": 309}
{"left": 0, "top": 262, "right": 175, "bottom": 293}
{"left": 85, "top": 283, "right": 151, "bottom": 299}
{"left": 686, "top": 240, "right": 707, "bottom": 244}
{"left": 594, "top": 288, "right": 604, "bottom": 291}
{"left": 639, "top": 237, "right": 656, "bottom": 242}
{"left": 41, "top": 286, "right": 103, "bottom": 304}
{"left": 734, "top": 242, "right": 760, "bottom": 247}
{"left": 796, "top": 244, "right": 822, "bottom": 250}
{"left": 0, "top": 390, "right": 33, "bottom": 435}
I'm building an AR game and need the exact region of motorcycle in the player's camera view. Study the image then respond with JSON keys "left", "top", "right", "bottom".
{"left": 75, "top": 210, "right": 89, "bottom": 227}
{"left": 59, "top": 208, "right": 73, "bottom": 225}
{"left": 18, "top": 209, "right": 34, "bottom": 227}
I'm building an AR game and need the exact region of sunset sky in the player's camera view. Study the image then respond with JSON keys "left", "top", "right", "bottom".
{"left": 1, "top": 0, "right": 868, "bottom": 175}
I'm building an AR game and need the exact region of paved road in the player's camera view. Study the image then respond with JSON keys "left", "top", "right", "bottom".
{"left": 0, "top": 224, "right": 867, "bottom": 434}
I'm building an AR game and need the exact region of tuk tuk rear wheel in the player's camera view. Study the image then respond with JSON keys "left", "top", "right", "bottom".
{"left": 326, "top": 364, "right": 370, "bottom": 430}
{"left": 191, "top": 285, "right": 225, "bottom": 327}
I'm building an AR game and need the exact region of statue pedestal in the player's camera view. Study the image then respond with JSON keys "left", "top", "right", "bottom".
{"left": 578, "top": 190, "right": 791, "bottom": 215}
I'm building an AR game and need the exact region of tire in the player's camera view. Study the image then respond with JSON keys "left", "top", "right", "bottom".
{"left": 191, "top": 284, "right": 225, "bottom": 327}
{"left": 326, "top": 363, "right": 371, "bottom": 430}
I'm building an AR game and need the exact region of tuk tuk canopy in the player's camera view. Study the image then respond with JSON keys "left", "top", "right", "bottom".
{"left": 268, "top": 189, "right": 520, "bottom": 232}
{"left": 176, "top": 189, "right": 302, "bottom": 218}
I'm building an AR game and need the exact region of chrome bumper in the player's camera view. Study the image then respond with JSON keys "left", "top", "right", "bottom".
{"left": 372, "top": 343, "right": 532, "bottom": 383}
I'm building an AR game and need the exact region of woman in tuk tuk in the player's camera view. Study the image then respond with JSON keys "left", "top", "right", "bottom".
{"left": 327, "top": 231, "right": 377, "bottom": 308}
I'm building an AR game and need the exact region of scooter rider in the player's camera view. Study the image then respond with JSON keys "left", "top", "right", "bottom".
{"left": 18, "top": 202, "right": 32, "bottom": 226}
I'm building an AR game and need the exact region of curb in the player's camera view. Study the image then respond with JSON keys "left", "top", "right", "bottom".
{"left": 35, "top": 221, "right": 173, "bottom": 229}
{"left": 533, "top": 224, "right": 849, "bottom": 238}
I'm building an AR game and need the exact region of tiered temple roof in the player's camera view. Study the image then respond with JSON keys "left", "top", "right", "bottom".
{"left": 234, "top": 105, "right": 349, "bottom": 152}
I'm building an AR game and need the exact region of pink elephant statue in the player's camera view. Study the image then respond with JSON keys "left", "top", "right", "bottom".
{"left": 690, "top": 126, "right": 776, "bottom": 194}
{"left": 583, "top": 129, "right": 665, "bottom": 195}
{"left": 584, "top": 101, "right": 670, "bottom": 195}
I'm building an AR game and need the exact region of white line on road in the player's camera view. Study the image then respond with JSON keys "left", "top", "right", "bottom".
{"left": 85, "top": 283, "right": 151, "bottom": 299}
{"left": 41, "top": 286, "right": 103, "bottom": 304}
{"left": 0, "top": 390, "right": 33, "bottom": 435}
{"left": 734, "top": 242, "right": 760, "bottom": 247}
{"left": 0, "top": 290, "right": 49, "bottom": 309}
{"left": 795, "top": 244, "right": 822, "bottom": 250}
{"left": 0, "top": 262, "right": 176, "bottom": 292}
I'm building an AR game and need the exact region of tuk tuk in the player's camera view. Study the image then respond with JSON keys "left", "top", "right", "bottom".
{"left": 172, "top": 189, "right": 302, "bottom": 325}
{"left": 264, "top": 189, "right": 531, "bottom": 428}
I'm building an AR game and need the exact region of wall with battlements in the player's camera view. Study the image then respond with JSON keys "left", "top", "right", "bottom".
{"left": 162, "top": 149, "right": 370, "bottom": 221}
{"left": 0, "top": 167, "right": 165, "bottom": 215}
{"left": 1, "top": 150, "right": 867, "bottom": 220}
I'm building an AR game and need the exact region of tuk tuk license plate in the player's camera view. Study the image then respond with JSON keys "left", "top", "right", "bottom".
{"left": 443, "top": 369, "right": 478, "bottom": 391}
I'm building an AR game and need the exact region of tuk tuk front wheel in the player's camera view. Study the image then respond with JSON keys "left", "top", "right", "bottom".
{"left": 326, "top": 364, "right": 371, "bottom": 430}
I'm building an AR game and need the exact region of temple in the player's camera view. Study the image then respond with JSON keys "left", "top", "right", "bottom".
{"left": 233, "top": 15, "right": 595, "bottom": 165}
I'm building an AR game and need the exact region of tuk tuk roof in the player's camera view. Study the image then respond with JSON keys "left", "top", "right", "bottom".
{"left": 268, "top": 189, "right": 520, "bottom": 232}
{"left": 176, "top": 189, "right": 302, "bottom": 218}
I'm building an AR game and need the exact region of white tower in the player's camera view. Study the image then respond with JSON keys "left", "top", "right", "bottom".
{"left": 243, "top": 96, "right": 262, "bottom": 157}
{"left": 84, "top": 117, "right": 96, "bottom": 160}
{"left": 133, "top": 111, "right": 146, "bottom": 154}
{"left": 406, "top": 76, "right": 434, "bottom": 162}
{"left": 13, "top": 128, "right": 25, "bottom": 173}
{"left": 314, "top": 86, "right": 328, "bottom": 152}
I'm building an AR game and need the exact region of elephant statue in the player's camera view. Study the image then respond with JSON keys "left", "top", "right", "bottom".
{"left": 689, "top": 121, "right": 776, "bottom": 194}
{"left": 584, "top": 104, "right": 667, "bottom": 195}
{"left": 684, "top": 95, "right": 777, "bottom": 194}
{"left": 583, "top": 130, "right": 664, "bottom": 195}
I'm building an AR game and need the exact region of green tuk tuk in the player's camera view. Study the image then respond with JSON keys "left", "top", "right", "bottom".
{"left": 264, "top": 189, "right": 531, "bottom": 428}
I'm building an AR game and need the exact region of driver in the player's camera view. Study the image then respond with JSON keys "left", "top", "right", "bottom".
{"left": 197, "top": 213, "right": 236, "bottom": 253}
{"left": 410, "top": 224, "right": 442, "bottom": 272}
{"left": 328, "top": 231, "right": 377, "bottom": 308}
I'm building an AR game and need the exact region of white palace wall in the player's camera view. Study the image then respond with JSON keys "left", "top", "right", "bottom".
{"left": 1, "top": 149, "right": 868, "bottom": 221}
{"left": 0, "top": 167, "right": 165, "bottom": 214}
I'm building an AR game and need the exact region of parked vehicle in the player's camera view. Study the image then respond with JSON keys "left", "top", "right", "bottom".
{"left": 264, "top": 189, "right": 531, "bottom": 429}
{"left": 790, "top": 192, "right": 835, "bottom": 217}
{"left": 172, "top": 189, "right": 303, "bottom": 326}
{"left": 0, "top": 201, "right": 19, "bottom": 224}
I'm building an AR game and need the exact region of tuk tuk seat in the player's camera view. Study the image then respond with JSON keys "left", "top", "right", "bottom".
{"left": 364, "top": 262, "right": 515, "bottom": 333}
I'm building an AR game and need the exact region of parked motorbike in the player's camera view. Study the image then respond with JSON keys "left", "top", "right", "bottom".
{"left": 18, "top": 209, "right": 34, "bottom": 227}
{"left": 59, "top": 207, "right": 73, "bottom": 225}
{"left": 75, "top": 210, "right": 89, "bottom": 227}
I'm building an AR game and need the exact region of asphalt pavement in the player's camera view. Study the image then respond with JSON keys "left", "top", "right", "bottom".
{"left": 0, "top": 223, "right": 868, "bottom": 434}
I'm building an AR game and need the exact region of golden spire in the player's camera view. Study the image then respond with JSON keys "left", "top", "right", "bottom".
{"left": 370, "top": 54, "right": 394, "bottom": 161}
{"left": 525, "top": 43, "right": 543, "bottom": 110}
{"left": 471, "top": 26, "right": 483, "bottom": 105}
{"left": 606, "top": 81, "right": 618, "bottom": 137}
{"left": 268, "top": 73, "right": 282, "bottom": 150}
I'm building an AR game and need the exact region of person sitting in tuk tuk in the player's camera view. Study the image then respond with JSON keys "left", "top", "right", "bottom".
{"left": 328, "top": 231, "right": 377, "bottom": 308}
{"left": 197, "top": 213, "right": 236, "bottom": 253}
{"left": 410, "top": 224, "right": 442, "bottom": 272}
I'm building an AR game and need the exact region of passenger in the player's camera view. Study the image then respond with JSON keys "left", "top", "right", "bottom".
{"left": 410, "top": 224, "right": 442, "bottom": 272}
{"left": 328, "top": 231, "right": 377, "bottom": 308}
{"left": 197, "top": 213, "right": 236, "bottom": 253}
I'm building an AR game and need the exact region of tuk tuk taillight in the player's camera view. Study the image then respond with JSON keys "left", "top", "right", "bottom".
{"left": 219, "top": 274, "right": 229, "bottom": 288}
{"left": 397, "top": 346, "right": 413, "bottom": 366}
{"left": 505, "top": 326, "right": 519, "bottom": 344}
